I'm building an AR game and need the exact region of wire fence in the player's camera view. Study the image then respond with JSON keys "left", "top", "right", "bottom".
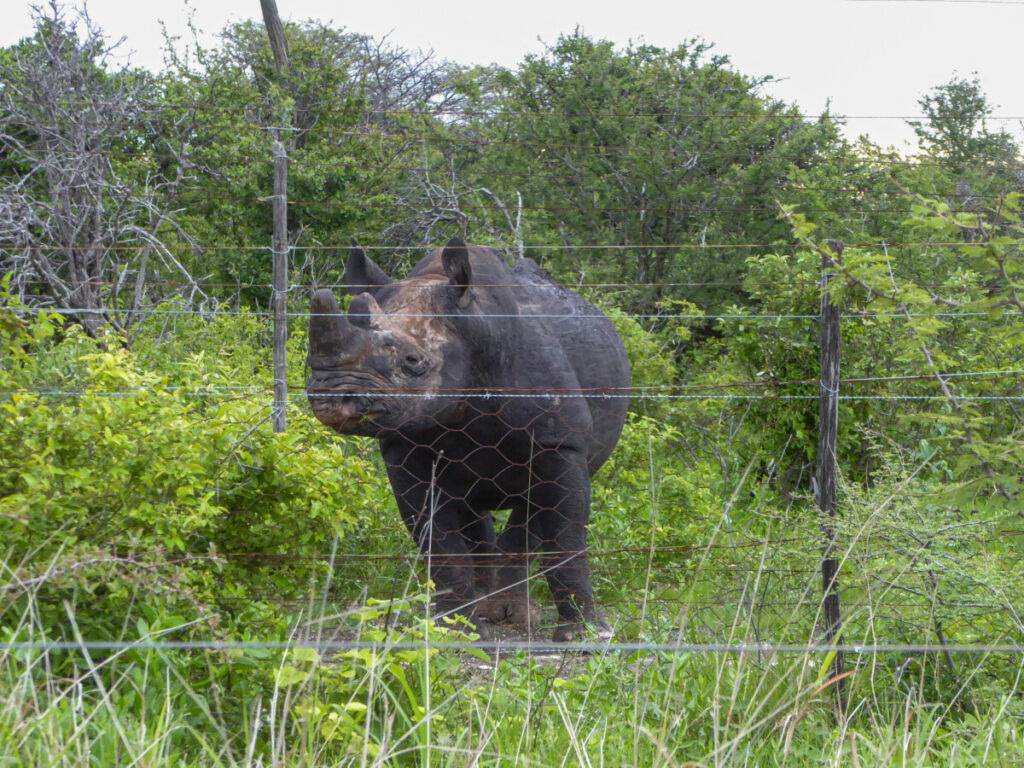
{"left": 3, "top": 97, "right": 1024, "bottom": 667}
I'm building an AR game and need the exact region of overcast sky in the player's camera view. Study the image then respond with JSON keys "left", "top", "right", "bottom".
{"left": 4, "top": 0, "right": 1024, "bottom": 149}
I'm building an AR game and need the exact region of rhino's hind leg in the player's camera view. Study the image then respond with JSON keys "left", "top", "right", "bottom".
{"left": 529, "top": 450, "right": 614, "bottom": 642}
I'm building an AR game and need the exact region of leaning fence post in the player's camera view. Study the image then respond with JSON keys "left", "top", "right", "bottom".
{"left": 817, "top": 238, "right": 844, "bottom": 700}
{"left": 271, "top": 140, "right": 289, "bottom": 433}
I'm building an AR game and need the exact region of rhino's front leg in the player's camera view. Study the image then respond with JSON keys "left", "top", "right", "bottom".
{"left": 530, "top": 449, "right": 612, "bottom": 641}
{"left": 383, "top": 449, "right": 485, "bottom": 629}
{"left": 459, "top": 509, "right": 500, "bottom": 611}
{"left": 477, "top": 504, "right": 541, "bottom": 627}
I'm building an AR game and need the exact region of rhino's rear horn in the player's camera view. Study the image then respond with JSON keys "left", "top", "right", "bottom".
{"left": 309, "top": 288, "right": 367, "bottom": 361}
{"left": 349, "top": 291, "right": 383, "bottom": 329}
{"left": 442, "top": 237, "right": 474, "bottom": 308}
{"left": 345, "top": 240, "right": 393, "bottom": 297}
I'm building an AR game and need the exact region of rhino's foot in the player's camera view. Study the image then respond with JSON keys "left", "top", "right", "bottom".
{"left": 476, "top": 593, "right": 542, "bottom": 627}
{"left": 552, "top": 615, "right": 614, "bottom": 643}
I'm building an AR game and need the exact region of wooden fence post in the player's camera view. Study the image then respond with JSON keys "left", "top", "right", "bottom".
{"left": 271, "top": 140, "right": 288, "bottom": 434}
{"left": 817, "top": 238, "right": 844, "bottom": 700}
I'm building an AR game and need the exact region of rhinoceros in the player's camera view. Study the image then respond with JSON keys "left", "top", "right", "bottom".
{"left": 306, "top": 237, "right": 630, "bottom": 640}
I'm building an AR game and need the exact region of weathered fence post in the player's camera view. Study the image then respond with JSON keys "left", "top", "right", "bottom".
{"left": 271, "top": 140, "right": 289, "bottom": 433}
{"left": 817, "top": 238, "right": 844, "bottom": 700}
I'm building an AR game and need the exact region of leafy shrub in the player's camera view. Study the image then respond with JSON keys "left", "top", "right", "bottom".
{"left": 0, "top": 294, "right": 392, "bottom": 645}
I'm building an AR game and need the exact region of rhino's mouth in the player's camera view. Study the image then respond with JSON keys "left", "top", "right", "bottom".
{"left": 307, "top": 384, "right": 390, "bottom": 435}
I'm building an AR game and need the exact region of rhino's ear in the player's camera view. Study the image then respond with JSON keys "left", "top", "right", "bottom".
{"left": 345, "top": 239, "right": 393, "bottom": 297}
{"left": 441, "top": 237, "right": 474, "bottom": 309}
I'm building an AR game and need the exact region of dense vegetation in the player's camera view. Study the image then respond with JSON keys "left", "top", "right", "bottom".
{"left": 2, "top": 4, "right": 1023, "bottom": 765}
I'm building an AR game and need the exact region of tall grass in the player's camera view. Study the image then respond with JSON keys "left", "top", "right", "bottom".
{"left": 3, "top": 563, "right": 1023, "bottom": 767}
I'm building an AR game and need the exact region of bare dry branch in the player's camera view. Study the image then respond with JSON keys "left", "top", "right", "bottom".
{"left": 0, "top": 2, "right": 208, "bottom": 339}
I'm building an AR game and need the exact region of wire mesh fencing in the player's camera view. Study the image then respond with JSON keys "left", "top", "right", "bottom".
{"left": 2, "top": 248, "right": 1022, "bottom": 660}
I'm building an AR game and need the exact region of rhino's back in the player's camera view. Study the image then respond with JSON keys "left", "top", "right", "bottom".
{"left": 408, "top": 247, "right": 630, "bottom": 475}
{"left": 510, "top": 258, "right": 631, "bottom": 474}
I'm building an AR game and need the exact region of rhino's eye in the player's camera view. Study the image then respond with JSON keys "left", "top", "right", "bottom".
{"left": 401, "top": 352, "right": 428, "bottom": 376}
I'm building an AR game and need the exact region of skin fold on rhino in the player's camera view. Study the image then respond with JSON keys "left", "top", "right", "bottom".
{"left": 306, "top": 237, "right": 630, "bottom": 641}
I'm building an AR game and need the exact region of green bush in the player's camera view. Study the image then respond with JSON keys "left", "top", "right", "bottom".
{"left": 0, "top": 296, "right": 392, "bottom": 645}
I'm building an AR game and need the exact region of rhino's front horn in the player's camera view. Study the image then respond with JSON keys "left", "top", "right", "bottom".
{"left": 308, "top": 289, "right": 368, "bottom": 362}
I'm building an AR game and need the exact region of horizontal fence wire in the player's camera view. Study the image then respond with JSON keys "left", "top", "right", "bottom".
{"left": 11, "top": 149, "right": 1023, "bottom": 181}
{"left": 0, "top": 197, "right": 993, "bottom": 217}
{"left": 5, "top": 143, "right": 1017, "bottom": 183}
{"left": 3, "top": 640, "right": 1024, "bottom": 655}
{"left": 9, "top": 307, "right": 1024, "bottom": 322}
{"left": 6, "top": 278, "right": 1009, "bottom": 294}
{"left": 10, "top": 124, "right": 1023, "bottom": 167}
{"left": 159, "top": 200, "right": 1024, "bottom": 216}
{"left": 11, "top": 278, "right": 811, "bottom": 289}
{"left": 5, "top": 565, "right": 1015, "bottom": 593}
{"left": 1, "top": 536, "right": 997, "bottom": 570}
{"left": 6, "top": 278, "right": 986, "bottom": 291}
{"left": 1, "top": 185, "right": 1006, "bottom": 213}
{"left": 4, "top": 171, "right": 1017, "bottom": 207}
{"left": 6, "top": 392, "right": 1022, "bottom": 402}
{"left": 21, "top": 100, "right": 1024, "bottom": 120}
{"left": 60, "top": 596, "right": 1007, "bottom": 611}
{"left": 246, "top": 132, "right": 1024, "bottom": 169}
{"left": 3, "top": 526, "right": 1013, "bottom": 560}
{"left": 8, "top": 137, "right": 1022, "bottom": 180}
{"left": 9, "top": 241, "right": 1024, "bottom": 251}
{"left": 324, "top": 132, "right": 1024, "bottom": 164}
{"left": 272, "top": 200, "right": 994, "bottom": 216}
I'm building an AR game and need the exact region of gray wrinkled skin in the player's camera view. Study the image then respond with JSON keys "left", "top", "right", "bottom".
{"left": 307, "top": 238, "right": 630, "bottom": 640}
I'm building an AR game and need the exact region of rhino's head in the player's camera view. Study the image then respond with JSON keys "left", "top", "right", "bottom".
{"left": 306, "top": 237, "right": 507, "bottom": 437}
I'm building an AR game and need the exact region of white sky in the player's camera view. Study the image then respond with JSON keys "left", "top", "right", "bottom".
{"left": 4, "top": 0, "right": 1024, "bottom": 149}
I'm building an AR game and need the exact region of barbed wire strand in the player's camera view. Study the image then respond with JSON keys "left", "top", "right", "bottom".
{"left": 8, "top": 123, "right": 1023, "bottom": 170}
{"left": 3, "top": 364, "right": 1022, "bottom": 395}
{"left": 2, "top": 532, "right": 1012, "bottom": 569}
{"left": 12, "top": 240, "right": 1022, "bottom": 252}
{"left": 5, "top": 390, "right": 1023, "bottom": 402}
{"left": 18, "top": 98, "right": 1024, "bottom": 120}
{"left": 3, "top": 640, "right": 1023, "bottom": 654}
{"left": 10, "top": 306, "right": 1024, "bottom": 322}
{"left": 4, "top": 276, "right": 985, "bottom": 291}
